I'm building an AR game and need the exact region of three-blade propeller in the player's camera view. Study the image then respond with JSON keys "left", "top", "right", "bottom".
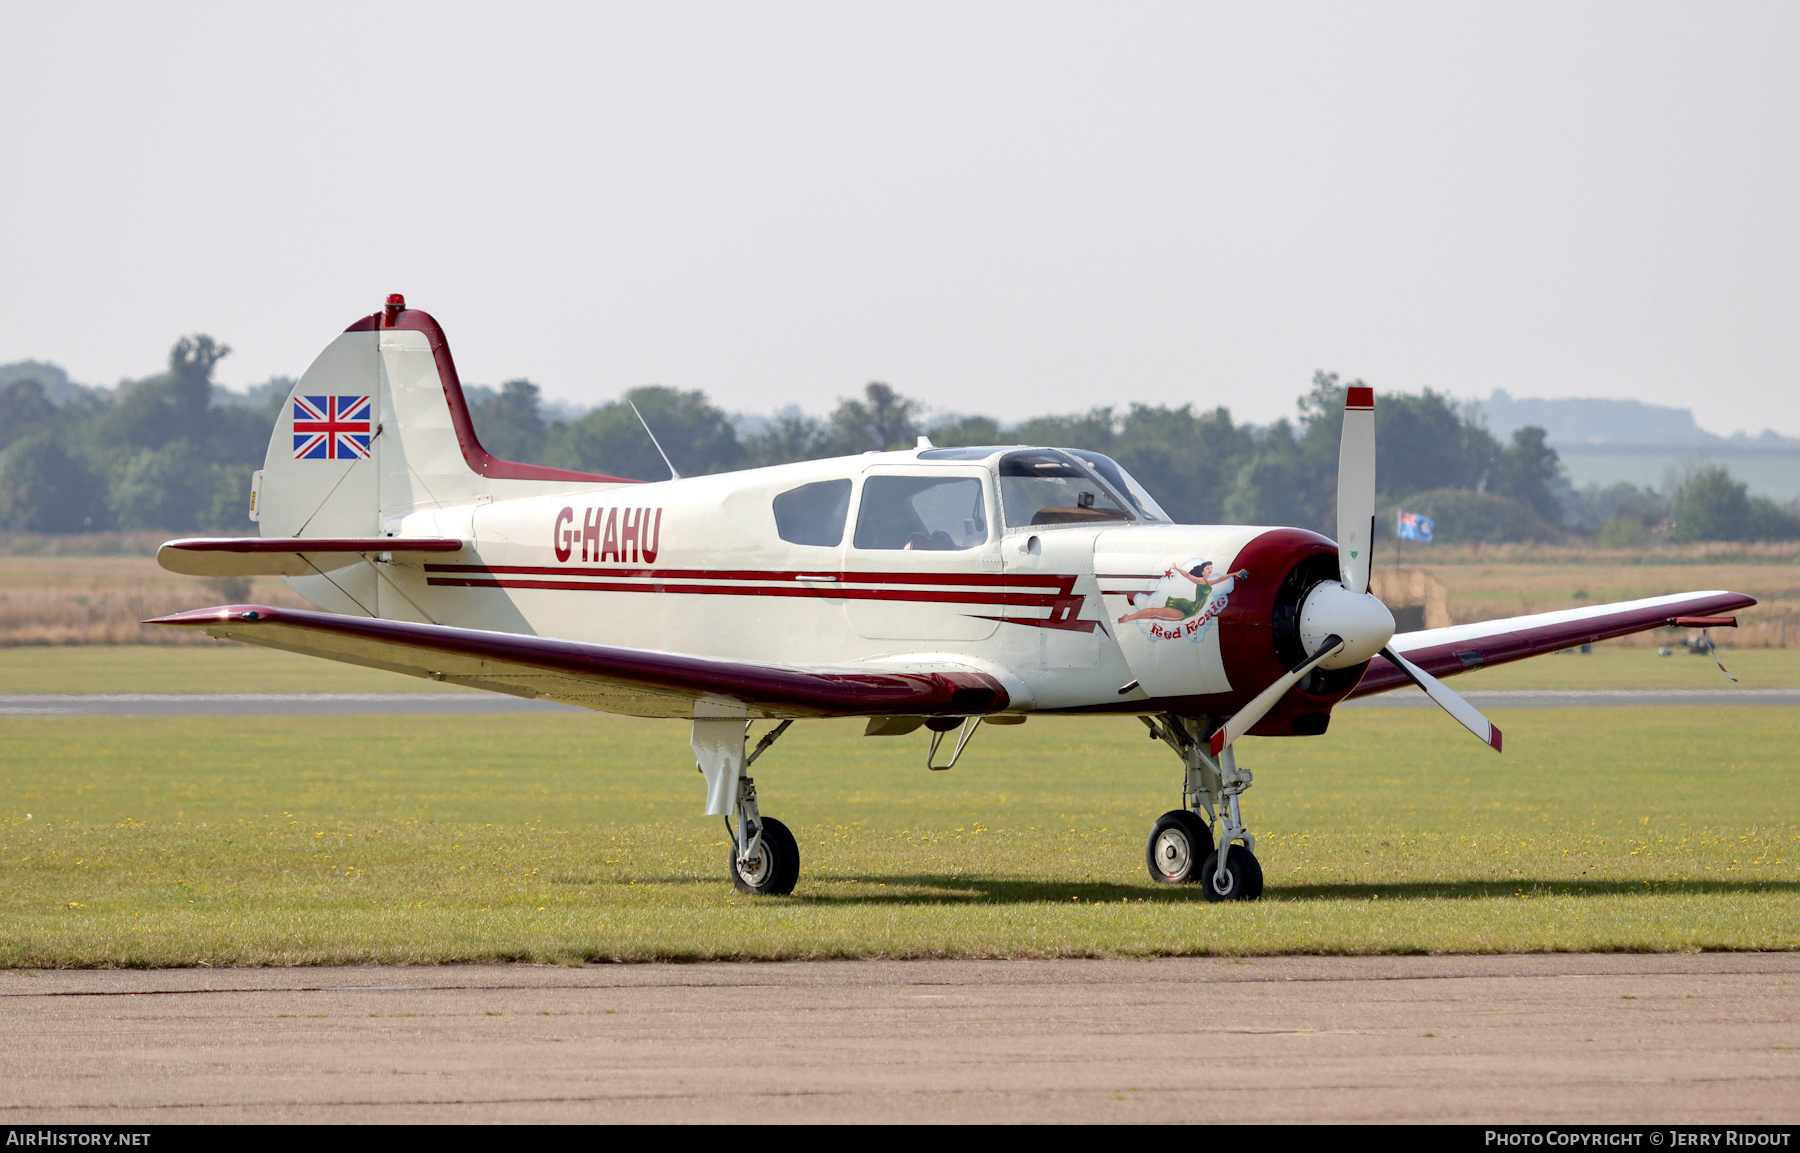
{"left": 1210, "top": 386, "right": 1502, "bottom": 760}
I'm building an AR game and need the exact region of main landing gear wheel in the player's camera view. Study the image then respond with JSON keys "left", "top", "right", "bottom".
{"left": 1201, "top": 844, "right": 1264, "bottom": 902}
{"left": 730, "top": 816, "right": 800, "bottom": 896}
{"left": 1145, "top": 810, "right": 1213, "bottom": 884}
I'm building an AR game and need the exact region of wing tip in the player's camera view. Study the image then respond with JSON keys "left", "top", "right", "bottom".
{"left": 142, "top": 605, "right": 278, "bottom": 627}
{"left": 1489, "top": 725, "right": 1503, "bottom": 753}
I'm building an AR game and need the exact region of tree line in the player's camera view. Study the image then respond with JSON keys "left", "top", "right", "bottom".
{"left": 3, "top": 335, "right": 1796, "bottom": 545}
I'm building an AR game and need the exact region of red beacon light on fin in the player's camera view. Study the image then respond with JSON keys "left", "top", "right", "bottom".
{"left": 383, "top": 293, "right": 406, "bottom": 327}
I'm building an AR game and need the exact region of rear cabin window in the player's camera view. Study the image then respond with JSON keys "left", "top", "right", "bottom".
{"left": 853, "top": 475, "right": 988, "bottom": 551}
{"left": 773, "top": 479, "right": 852, "bottom": 547}
{"left": 998, "top": 450, "right": 1133, "bottom": 528}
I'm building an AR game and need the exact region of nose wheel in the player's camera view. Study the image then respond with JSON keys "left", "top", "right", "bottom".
{"left": 1200, "top": 844, "right": 1263, "bottom": 902}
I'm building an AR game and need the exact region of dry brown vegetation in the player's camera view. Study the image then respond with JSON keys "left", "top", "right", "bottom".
{"left": 0, "top": 531, "right": 170, "bottom": 557}
{"left": 0, "top": 554, "right": 310, "bottom": 646}
{"left": 1383, "top": 540, "right": 1800, "bottom": 567}
{"left": 1380, "top": 541, "right": 1800, "bottom": 647}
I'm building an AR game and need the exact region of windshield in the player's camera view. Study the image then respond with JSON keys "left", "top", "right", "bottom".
{"left": 998, "top": 451, "right": 1133, "bottom": 528}
{"left": 1063, "top": 450, "right": 1171, "bottom": 522}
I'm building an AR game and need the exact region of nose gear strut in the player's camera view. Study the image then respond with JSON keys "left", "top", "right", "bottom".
{"left": 1140, "top": 714, "right": 1263, "bottom": 899}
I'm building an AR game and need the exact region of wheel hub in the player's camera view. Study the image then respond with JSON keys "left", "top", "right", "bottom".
{"left": 1154, "top": 829, "right": 1192, "bottom": 879}
{"left": 736, "top": 847, "right": 771, "bottom": 886}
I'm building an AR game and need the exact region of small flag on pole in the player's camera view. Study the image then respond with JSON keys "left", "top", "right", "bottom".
{"left": 1397, "top": 509, "right": 1434, "bottom": 542}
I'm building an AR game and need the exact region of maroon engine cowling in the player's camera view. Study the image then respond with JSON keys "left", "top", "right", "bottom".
{"left": 1213, "top": 527, "right": 1371, "bottom": 737}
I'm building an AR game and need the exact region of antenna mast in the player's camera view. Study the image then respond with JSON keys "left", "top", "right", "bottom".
{"left": 629, "top": 400, "right": 682, "bottom": 481}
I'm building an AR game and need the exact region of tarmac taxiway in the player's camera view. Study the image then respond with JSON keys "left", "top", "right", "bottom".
{"left": 3, "top": 953, "right": 1795, "bottom": 1123}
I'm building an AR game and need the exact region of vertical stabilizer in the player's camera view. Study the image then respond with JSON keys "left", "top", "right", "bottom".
{"left": 256, "top": 296, "right": 635, "bottom": 615}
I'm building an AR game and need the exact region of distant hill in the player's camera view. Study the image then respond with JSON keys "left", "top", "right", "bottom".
{"left": 1482, "top": 389, "right": 1796, "bottom": 449}
{"left": 0, "top": 360, "right": 86, "bottom": 405}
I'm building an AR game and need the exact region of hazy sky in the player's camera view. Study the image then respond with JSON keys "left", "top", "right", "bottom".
{"left": 3, "top": 2, "right": 1796, "bottom": 434}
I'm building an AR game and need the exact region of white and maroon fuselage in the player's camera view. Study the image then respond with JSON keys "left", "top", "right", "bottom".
{"left": 335, "top": 452, "right": 1349, "bottom": 732}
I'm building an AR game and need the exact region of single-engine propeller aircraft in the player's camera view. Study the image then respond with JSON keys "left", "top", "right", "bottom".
{"left": 151, "top": 296, "right": 1757, "bottom": 899}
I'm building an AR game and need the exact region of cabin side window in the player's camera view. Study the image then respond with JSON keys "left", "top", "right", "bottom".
{"left": 998, "top": 450, "right": 1133, "bottom": 528}
{"left": 773, "top": 479, "right": 852, "bottom": 547}
{"left": 853, "top": 475, "right": 988, "bottom": 551}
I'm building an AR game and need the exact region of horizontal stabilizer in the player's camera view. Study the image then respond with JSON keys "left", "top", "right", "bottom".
{"left": 157, "top": 537, "right": 465, "bottom": 577}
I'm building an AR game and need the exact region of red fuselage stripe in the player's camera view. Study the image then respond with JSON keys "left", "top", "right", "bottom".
{"left": 424, "top": 575, "right": 1077, "bottom": 608}
{"left": 424, "top": 563, "right": 1075, "bottom": 591}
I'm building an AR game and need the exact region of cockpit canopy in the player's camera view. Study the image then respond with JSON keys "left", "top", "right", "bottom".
{"left": 771, "top": 446, "right": 1171, "bottom": 550}
{"left": 1058, "top": 449, "right": 1170, "bottom": 523}
{"left": 920, "top": 447, "right": 1169, "bottom": 526}
{"left": 995, "top": 450, "right": 1132, "bottom": 527}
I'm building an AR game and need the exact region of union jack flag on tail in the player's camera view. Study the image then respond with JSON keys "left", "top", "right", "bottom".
{"left": 293, "top": 395, "right": 373, "bottom": 460}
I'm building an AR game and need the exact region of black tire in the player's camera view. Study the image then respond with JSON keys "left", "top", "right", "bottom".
{"left": 730, "top": 816, "right": 800, "bottom": 896}
{"left": 1144, "top": 810, "right": 1213, "bottom": 884}
{"left": 1199, "top": 844, "right": 1264, "bottom": 902}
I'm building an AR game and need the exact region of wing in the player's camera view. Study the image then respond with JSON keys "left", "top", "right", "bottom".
{"left": 1349, "top": 590, "right": 1756, "bottom": 697}
{"left": 144, "top": 604, "right": 1010, "bottom": 720}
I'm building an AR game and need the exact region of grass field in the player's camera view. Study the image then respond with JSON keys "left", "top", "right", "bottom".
{"left": 2, "top": 706, "right": 1794, "bottom": 966}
